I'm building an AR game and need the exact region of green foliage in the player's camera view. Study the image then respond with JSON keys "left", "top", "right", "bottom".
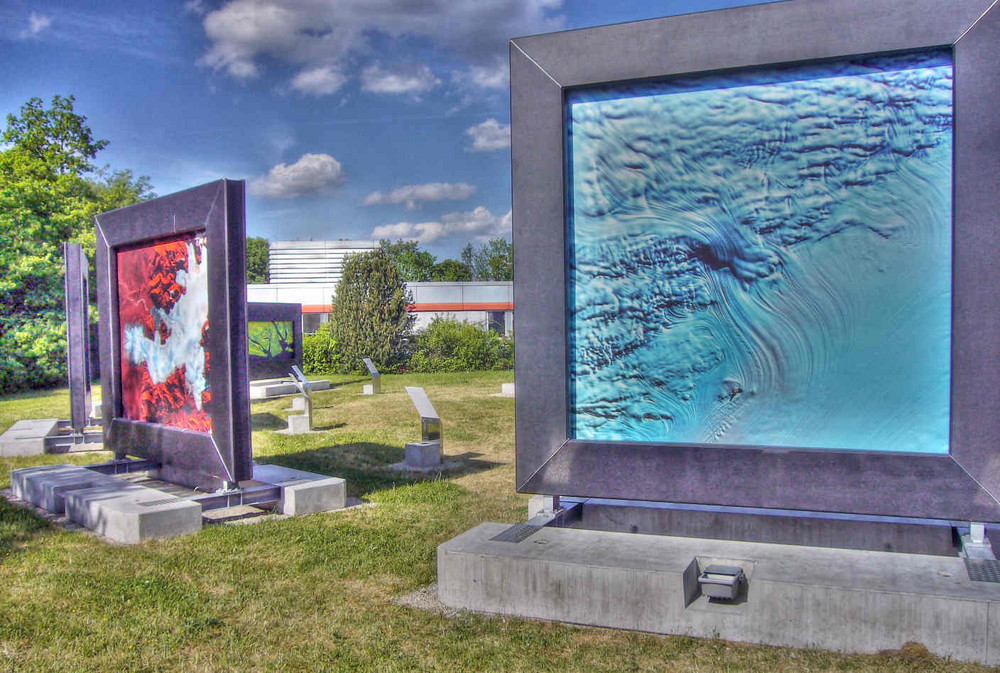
{"left": 461, "top": 237, "right": 513, "bottom": 281}
{"left": 302, "top": 321, "right": 340, "bottom": 373}
{"left": 430, "top": 258, "right": 473, "bottom": 281}
{"left": 246, "top": 236, "right": 270, "bottom": 283}
{"left": 0, "top": 95, "right": 151, "bottom": 393}
{"left": 379, "top": 238, "right": 436, "bottom": 281}
{"left": 331, "top": 249, "right": 412, "bottom": 373}
{"left": 408, "top": 317, "right": 513, "bottom": 372}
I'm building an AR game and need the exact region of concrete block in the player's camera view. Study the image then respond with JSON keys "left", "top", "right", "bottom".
{"left": 91, "top": 401, "right": 102, "bottom": 419}
{"left": 527, "top": 495, "right": 556, "bottom": 519}
{"left": 405, "top": 441, "right": 441, "bottom": 468}
{"left": 253, "top": 464, "right": 346, "bottom": 515}
{"left": 501, "top": 382, "right": 515, "bottom": 397}
{"left": 290, "top": 397, "right": 306, "bottom": 411}
{"left": 65, "top": 483, "right": 202, "bottom": 544}
{"left": 10, "top": 464, "right": 121, "bottom": 514}
{"left": 250, "top": 378, "right": 330, "bottom": 400}
{"left": 287, "top": 414, "right": 311, "bottom": 434}
{"left": 363, "top": 384, "right": 374, "bottom": 395}
{"left": 0, "top": 419, "right": 61, "bottom": 457}
{"left": 438, "top": 524, "right": 1000, "bottom": 665}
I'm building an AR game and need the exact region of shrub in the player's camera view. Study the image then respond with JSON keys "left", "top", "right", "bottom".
{"left": 408, "top": 318, "right": 513, "bottom": 372}
{"left": 302, "top": 322, "right": 340, "bottom": 374}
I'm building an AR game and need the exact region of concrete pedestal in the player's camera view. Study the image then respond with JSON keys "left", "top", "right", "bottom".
{"left": 362, "top": 384, "right": 375, "bottom": 395}
{"left": 11, "top": 464, "right": 119, "bottom": 513}
{"left": 405, "top": 441, "right": 442, "bottom": 468}
{"left": 253, "top": 464, "right": 347, "bottom": 515}
{"left": 290, "top": 397, "right": 306, "bottom": 412}
{"left": 250, "top": 378, "right": 330, "bottom": 400}
{"left": 438, "top": 523, "right": 1000, "bottom": 666}
{"left": 287, "top": 414, "right": 311, "bottom": 434}
{"left": 0, "top": 419, "right": 60, "bottom": 457}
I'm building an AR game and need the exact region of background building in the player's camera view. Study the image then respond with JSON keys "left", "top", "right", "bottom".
{"left": 268, "top": 240, "right": 377, "bottom": 285}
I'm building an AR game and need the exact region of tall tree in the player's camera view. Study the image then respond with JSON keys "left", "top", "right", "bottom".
{"left": 379, "top": 238, "right": 436, "bottom": 281}
{"left": 331, "top": 248, "right": 412, "bottom": 373}
{"left": 463, "top": 238, "right": 513, "bottom": 281}
{"left": 0, "top": 95, "right": 151, "bottom": 392}
{"left": 246, "top": 236, "right": 270, "bottom": 283}
{"left": 430, "top": 258, "right": 473, "bottom": 282}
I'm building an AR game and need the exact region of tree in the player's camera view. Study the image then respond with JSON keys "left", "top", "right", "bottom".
{"left": 0, "top": 95, "right": 151, "bottom": 392}
{"left": 462, "top": 237, "right": 513, "bottom": 281}
{"left": 430, "top": 258, "right": 472, "bottom": 282}
{"left": 379, "top": 238, "right": 436, "bottom": 281}
{"left": 2, "top": 95, "right": 108, "bottom": 176}
{"left": 331, "top": 248, "right": 413, "bottom": 373}
{"left": 246, "top": 236, "right": 270, "bottom": 283}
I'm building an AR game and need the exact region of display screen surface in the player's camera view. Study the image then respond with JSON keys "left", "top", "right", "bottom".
{"left": 117, "top": 232, "right": 212, "bottom": 432}
{"left": 248, "top": 320, "right": 295, "bottom": 360}
{"left": 567, "top": 50, "right": 952, "bottom": 453}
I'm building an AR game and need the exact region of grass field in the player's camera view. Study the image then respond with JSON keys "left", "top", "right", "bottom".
{"left": 0, "top": 372, "right": 988, "bottom": 671}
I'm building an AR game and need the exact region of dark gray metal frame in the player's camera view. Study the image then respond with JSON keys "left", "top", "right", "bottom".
{"left": 511, "top": 0, "right": 1000, "bottom": 522}
{"left": 95, "top": 179, "right": 252, "bottom": 491}
{"left": 246, "top": 302, "right": 303, "bottom": 380}
{"left": 63, "top": 243, "right": 92, "bottom": 434}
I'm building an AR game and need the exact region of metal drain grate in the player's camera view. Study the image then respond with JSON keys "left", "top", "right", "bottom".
{"left": 138, "top": 498, "right": 180, "bottom": 508}
{"left": 490, "top": 523, "right": 542, "bottom": 543}
{"left": 965, "top": 559, "right": 1000, "bottom": 583}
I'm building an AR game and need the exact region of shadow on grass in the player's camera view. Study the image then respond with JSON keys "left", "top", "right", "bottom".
{"left": 251, "top": 412, "right": 286, "bottom": 430}
{"left": 0, "top": 496, "right": 52, "bottom": 566}
{"left": 259, "top": 443, "right": 500, "bottom": 498}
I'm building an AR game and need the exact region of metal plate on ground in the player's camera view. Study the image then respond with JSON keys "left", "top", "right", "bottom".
{"left": 490, "top": 523, "right": 543, "bottom": 543}
{"left": 965, "top": 558, "right": 1000, "bottom": 583}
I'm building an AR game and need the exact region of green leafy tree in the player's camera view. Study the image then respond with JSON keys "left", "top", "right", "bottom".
{"left": 430, "top": 258, "right": 472, "bottom": 282}
{"left": 408, "top": 317, "right": 513, "bottom": 372}
{"left": 462, "top": 237, "right": 513, "bottom": 281}
{"left": 379, "top": 238, "right": 436, "bottom": 281}
{"left": 331, "top": 248, "right": 413, "bottom": 373}
{"left": 246, "top": 236, "right": 270, "bottom": 283}
{"left": 0, "top": 95, "right": 151, "bottom": 392}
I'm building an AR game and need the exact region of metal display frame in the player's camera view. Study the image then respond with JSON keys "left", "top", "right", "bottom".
{"left": 510, "top": 0, "right": 1000, "bottom": 522}
{"left": 63, "top": 242, "right": 92, "bottom": 434}
{"left": 246, "top": 302, "right": 303, "bottom": 380}
{"left": 95, "top": 179, "right": 252, "bottom": 491}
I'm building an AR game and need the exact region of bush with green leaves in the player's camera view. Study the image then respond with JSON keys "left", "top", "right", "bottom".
{"left": 407, "top": 317, "right": 513, "bottom": 373}
{"left": 302, "top": 321, "right": 340, "bottom": 374}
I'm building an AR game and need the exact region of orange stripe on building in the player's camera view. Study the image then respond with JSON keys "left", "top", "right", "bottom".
{"left": 301, "top": 302, "right": 513, "bottom": 314}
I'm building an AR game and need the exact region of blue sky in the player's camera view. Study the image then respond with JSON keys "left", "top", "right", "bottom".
{"left": 0, "top": 0, "right": 767, "bottom": 258}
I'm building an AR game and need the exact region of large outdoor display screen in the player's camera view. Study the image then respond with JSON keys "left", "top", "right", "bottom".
{"left": 117, "top": 232, "right": 212, "bottom": 432}
{"left": 566, "top": 49, "right": 953, "bottom": 454}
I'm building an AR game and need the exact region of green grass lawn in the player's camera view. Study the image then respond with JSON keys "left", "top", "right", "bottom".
{"left": 0, "top": 372, "right": 988, "bottom": 671}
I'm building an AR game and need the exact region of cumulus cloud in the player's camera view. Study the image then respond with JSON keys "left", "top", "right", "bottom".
{"left": 291, "top": 66, "right": 347, "bottom": 95}
{"left": 249, "top": 153, "right": 345, "bottom": 199}
{"left": 184, "top": 0, "right": 208, "bottom": 15}
{"left": 371, "top": 205, "right": 511, "bottom": 244}
{"left": 19, "top": 12, "right": 51, "bottom": 38}
{"left": 363, "top": 182, "right": 476, "bottom": 210}
{"left": 452, "top": 57, "right": 508, "bottom": 90}
{"left": 466, "top": 119, "right": 511, "bottom": 152}
{"left": 361, "top": 63, "right": 440, "bottom": 96}
{"left": 196, "top": 0, "right": 563, "bottom": 89}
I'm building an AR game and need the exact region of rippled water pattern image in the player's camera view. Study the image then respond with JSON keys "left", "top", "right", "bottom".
{"left": 567, "top": 50, "right": 952, "bottom": 453}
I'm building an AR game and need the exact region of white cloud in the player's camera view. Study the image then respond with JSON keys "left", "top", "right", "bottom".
{"left": 196, "top": 0, "right": 564, "bottom": 88}
{"left": 372, "top": 205, "right": 511, "bottom": 244}
{"left": 291, "top": 66, "right": 347, "bottom": 96}
{"left": 249, "top": 153, "right": 345, "bottom": 199}
{"left": 363, "top": 182, "right": 476, "bottom": 210}
{"left": 184, "top": 0, "right": 208, "bottom": 15}
{"left": 361, "top": 63, "right": 440, "bottom": 96}
{"left": 452, "top": 57, "right": 508, "bottom": 90}
{"left": 19, "top": 12, "right": 51, "bottom": 38}
{"left": 466, "top": 118, "right": 510, "bottom": 152}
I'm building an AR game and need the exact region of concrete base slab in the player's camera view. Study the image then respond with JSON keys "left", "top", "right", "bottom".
{"left": 253, "top": 464, "right": 346, "bottom": 515}
{"left": 65, "top": 482, "right": 202, "bottom": 544}
{"left": 438, "top": 523, "right": 1000, "bottom": 666}
{"left": 0, "top": 419, "right": 61, "bottom": 457}
{"left": 405, "top": 441, "right": 442, "bottom": 468}
{"left": 10, "top": 464, "right": 122, "bottom": 514}
{"left": 250, "top": 378, "right": 330, "bottom": 400}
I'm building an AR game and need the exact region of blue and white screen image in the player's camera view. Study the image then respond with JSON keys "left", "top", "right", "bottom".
{"left": 566, "top": 50, "right": 952, "bottom": 453}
